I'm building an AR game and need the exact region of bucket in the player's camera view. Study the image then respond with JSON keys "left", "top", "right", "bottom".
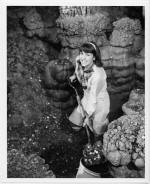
{"left": 76, "top": 158, "right": 101, "bottom": 178}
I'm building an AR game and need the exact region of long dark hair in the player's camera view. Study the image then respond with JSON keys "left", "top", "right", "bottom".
{"left": 79, "top": 42, "right": 103, "bottom": 67}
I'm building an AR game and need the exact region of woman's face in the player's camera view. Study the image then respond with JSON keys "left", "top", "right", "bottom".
{"left": 79, "top": 51, "right": 95, "bottom": 67}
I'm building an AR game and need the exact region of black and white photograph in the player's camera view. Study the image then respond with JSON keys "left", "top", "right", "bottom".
{"left": 0, "top": 0, "right": 150, "bottom": 183}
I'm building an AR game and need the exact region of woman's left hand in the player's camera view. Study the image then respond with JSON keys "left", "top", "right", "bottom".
{"left": 83, "top": 117, "right": 93, "bottom": 130}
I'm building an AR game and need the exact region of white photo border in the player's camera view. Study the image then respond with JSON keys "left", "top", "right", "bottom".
{"left": 0, "top": 0, "right": 150, "bottom": 184}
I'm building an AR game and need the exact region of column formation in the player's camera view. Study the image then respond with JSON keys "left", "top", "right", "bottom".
{"left": 108, "top": 17, "right": 142, "bottom": 95}
{"left": 44, "top": 58, "right": 77, "bottom": 113}
{"left": 56, "top": 6, "right": 110, "bottom": 64}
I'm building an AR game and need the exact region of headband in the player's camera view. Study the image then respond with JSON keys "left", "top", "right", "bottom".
{"left": 88, "top": 42, "right": 96, "bottom": 51}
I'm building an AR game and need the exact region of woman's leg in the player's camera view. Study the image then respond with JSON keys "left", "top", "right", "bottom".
{"left": 68, "top": 107, "right": 83, "bottom": 131}
{"left": 69, "top": 121, "right": 82, "bottom": 131}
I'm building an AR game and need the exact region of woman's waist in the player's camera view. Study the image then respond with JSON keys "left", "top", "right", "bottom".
{"left": 83, "top": 90, "right": 109, "bottom": 99}
{"left": 82, "top": 93, "right": 110, "bottom": 110}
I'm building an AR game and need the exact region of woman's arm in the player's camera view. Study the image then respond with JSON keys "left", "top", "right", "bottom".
{"left": 69, "top": 55, "right": 81, "bottom": 82}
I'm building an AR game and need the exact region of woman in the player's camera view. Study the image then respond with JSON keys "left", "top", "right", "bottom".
{"left": 69, "top": 42, "right": 110, "bottom": 139}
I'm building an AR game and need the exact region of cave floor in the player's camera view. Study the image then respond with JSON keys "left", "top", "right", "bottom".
{"left": 39, "top": 109, "right": 112, "bottom": 178}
